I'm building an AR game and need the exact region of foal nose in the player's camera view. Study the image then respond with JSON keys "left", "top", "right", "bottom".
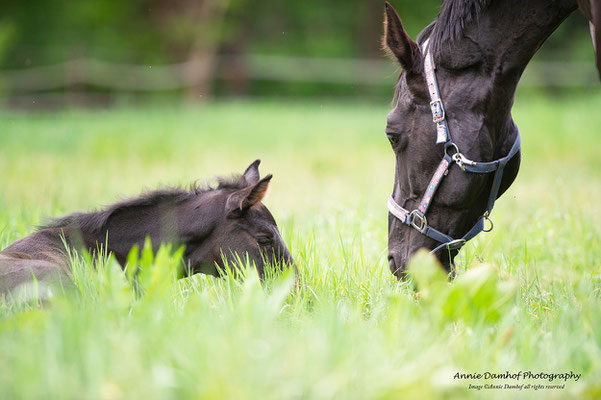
{"left": 278, "top": 245, "right": 293, "bottom": 267}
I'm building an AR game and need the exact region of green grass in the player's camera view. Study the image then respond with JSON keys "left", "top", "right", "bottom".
{"left": 0, "top": 93, "right": 600, "bottom": 399}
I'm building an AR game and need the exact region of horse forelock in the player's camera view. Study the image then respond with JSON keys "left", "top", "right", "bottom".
{"left": 425, "top": 0, "right": 491, "bottom": 60}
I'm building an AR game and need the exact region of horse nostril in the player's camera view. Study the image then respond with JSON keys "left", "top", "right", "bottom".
{"left": 388, "top": 254, "right": 398, "bottom": 272}
{"left": 388, "top": 253, "right": 408, "bottom": 280}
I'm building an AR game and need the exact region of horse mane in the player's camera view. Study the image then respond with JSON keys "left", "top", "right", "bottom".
{"left": 40, "top": 174, "right": 249, "bottom": 233}
{"left": 420, "top": 0, "right": 491, "bottom": 59}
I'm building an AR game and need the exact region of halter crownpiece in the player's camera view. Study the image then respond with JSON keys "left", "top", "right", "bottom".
{"left": 423, "top": 39, "right": 450, "bottom": 144}
{"left": 387, "top": 38, "right": 521, "bottom": 255}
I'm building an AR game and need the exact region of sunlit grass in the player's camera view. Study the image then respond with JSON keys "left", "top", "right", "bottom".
{"left": 0, "top": 94, "right": 600, "bottom": 399}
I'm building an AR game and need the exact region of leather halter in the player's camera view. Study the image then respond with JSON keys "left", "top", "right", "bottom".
{"left": 387, "top": 39, "right": 521, "bottom": 255}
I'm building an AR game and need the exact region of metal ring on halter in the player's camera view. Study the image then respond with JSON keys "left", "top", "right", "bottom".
{"left": 430, "top": 238, "right": 466, "bottom": 254}
{"left": 483, "top": 213, "right": 494, "bottom": 232}
{"left": 446, "top": 239, "right": 466, "bottom": 250}
{"left": 444, "top": 142, "right": 460, "bottom": 157}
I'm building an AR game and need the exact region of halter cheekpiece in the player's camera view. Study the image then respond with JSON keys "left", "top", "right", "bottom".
{"left": 387, "top": 39, "right": 521, "bottom": 255}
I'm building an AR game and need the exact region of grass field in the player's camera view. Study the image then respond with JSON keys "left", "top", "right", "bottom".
{"left": 1, "top": 93, "right": 600, "bottom": 399}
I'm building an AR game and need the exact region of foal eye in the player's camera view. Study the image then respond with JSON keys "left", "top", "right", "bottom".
{"left": 257, "top": 236, "right": 273, "bottom": 247}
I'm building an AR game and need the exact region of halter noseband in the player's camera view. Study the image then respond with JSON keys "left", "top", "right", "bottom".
{"left": 387, "top": 39, "right": 521, "bottom": 255}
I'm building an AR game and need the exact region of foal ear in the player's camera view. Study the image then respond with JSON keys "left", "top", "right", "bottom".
{"left": 243, "top": 159, "right": 261, "bottom": 185}
{"left": 382, "top": 2, "right": 421, "bottom": 72}
{"left": 226, "top": 175, "right": 272, "bottom": 217}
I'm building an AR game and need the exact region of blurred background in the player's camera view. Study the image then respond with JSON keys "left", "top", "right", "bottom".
{"left": 0, "top": 0, "right": 598, "bottom": 108}
{"left": 1, "top": 5, "right": 601, "bottom": 397}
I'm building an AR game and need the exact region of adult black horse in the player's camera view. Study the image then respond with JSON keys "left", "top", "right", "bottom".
{"left": 383, "top": 0, "right": 600, "bottom": 278}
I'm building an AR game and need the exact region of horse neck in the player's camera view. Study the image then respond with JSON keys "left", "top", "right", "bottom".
{"left": 472, "top": 0, "right": 577, "bottom": 86}
{"left": 86, "top": 204, "right": 179, "bottom": 266}
{"left": 443, "top": 0, "right": 578, "bottom": 145}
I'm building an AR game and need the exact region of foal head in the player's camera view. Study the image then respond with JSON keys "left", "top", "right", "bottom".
{"left": 176, "top": 160, "right": 294, "bottom": 278}
{"left": 382, "top": 2, "right": 521, "bottom": 277}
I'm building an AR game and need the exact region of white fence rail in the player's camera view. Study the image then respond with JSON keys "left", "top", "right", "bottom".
{"left": 0, "top": 55, "right": 598, "bottom": 92}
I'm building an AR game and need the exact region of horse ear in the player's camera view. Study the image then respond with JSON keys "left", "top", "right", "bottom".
{"left": 243, "top": 159, "right": 261, "bottom": 185}
{"left": 580, "top": 0, "right": 601, "bottom": 80}
{"left": 592, "top": 1, "right": 601, "bottom": 80}
{"left": 382, "top": 2, "right": 421, "bottom": 72}
{"left": 226, "top": 175, "right": 272, "bottom": 218}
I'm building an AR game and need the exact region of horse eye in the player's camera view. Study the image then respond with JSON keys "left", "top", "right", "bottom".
{"left": 257, "top": 236, "right": 273, "bottom": 247}
{"left": 387, "top": 133, "right": 400, "bottom": 148}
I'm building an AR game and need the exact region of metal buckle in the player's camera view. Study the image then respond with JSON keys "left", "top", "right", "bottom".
{"left": 430, "top": 99, "right": 445, "bottom": 123}
{"left": 410, "top": 210, "right": 427, "bottom": 233}
{"left": 483, "top": 212, "right": 494, "bottom": 232}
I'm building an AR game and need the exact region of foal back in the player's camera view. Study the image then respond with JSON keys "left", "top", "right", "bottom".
{"left": 0, "top": 254, "right": 72, "bottom": 299}
{"left": 0, "top": 229, "right": 73, "bottom": 298}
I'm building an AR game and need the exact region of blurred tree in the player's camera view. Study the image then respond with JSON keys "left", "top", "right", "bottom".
{"left": 1, "top": 1, "right": 161, "bottom": 66}
{"left": 1, "top": 0, "right": 239, "bottom": 100}
{"left": 145, "top": 0, "right": 234, "bottom": 100}
{"left": 0, "top": 0, "right": 595, "bottom": 101}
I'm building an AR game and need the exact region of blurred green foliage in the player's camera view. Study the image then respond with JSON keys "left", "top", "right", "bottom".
{"left": 0, "top": 0, "right": 595, "bottom": 98}
{"left": 1, "top": 94, "right": 601, "bottom": 398}
{"left": 0, "top": 0, "right": 432, "bottom": 66}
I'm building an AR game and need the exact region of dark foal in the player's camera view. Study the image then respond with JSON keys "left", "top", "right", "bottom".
{"left": 382, "top": 0, "right": 600, "bottom": 277}
{"left": 0, "top": 160, "right": 293, "bottom": 297}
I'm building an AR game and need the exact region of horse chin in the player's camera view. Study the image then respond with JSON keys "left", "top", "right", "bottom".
{"left": 389, "top": 245, "right": 458, "bottom": 281}
{"left": 434, "top": 250, "right": 459, "bottom": 278}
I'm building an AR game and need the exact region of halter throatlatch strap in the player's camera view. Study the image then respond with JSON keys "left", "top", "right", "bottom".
{"left": 387, "top": 37, "right": 521, "bottom": 256}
